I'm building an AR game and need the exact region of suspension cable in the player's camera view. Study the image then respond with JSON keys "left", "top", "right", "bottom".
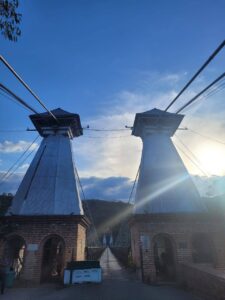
{"left": 0, "top": 83, "right": 39, "bottom": 114}
{"left": 188, "top": 128, "right": 225, "bottom": 146}
{"left": 83, "top": 135, "right": 131, "bottom": 139}
{"left": 84, "top": 128, "right": 130, "bottom": 132}
{"left": 0, "top": 136, "right": 40, "bottom": 183}
{"left": 114, "top": 166, "right": 140, "bottom": 246}
{"left": 74, "top": 165, "right": 86, "bottom": 201}
{"left": 74, "top": 165, "right": 100, "bottom": 245}
{"left": 1, "top": 149, "right": 37, "bottom": 186}
{"left": 202, "top": 78, "right": 225, "bottom": 100}
{"left": 191, "top": 79, "right": 225, "bottom": 109}
{"left": 174, "top": 135, "right": 209, "bottom": 176}
{"left": 176, "top": 72, "right": 225, "bottom": 113}
{"left": 174, "top": 142, "right": 209, "bottom": 177}
{"left": 128, "top": 164, "right": 140, "bottom": 203}
{"left": 0, "top": 55, "right": 58, "bottom": 121}
{"left": 165, "top": 40, "right": 225, "bottom": 111}
{"left": 174, "top": 79, "right": 225, "bottom": 115}
{"left": 0, "top": 90, "right": 31, "bottom": 113}
{"left": 0, "top": 129, "right": 29, "bottom": 133}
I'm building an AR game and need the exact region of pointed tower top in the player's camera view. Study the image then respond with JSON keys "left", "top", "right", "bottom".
{"left": 132, "top": 108, "right": 205, "bottom": 214}
{"left": 141, "top": 108, "right": 174, "bottom": 115}
{"left": 132, "top": 108, "right": 184, "bottom": 137}
{"left": 8, "top": 108, "right": 84, "bottom": 216}
{"left": 30, "top": 108, "right": 83, "bottom": 138}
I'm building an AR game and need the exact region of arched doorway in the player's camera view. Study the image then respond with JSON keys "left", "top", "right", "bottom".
{"left": 41, "top": 235, "right": 65, "bottom": 282}
{"left": 192, "top": 233, "right": 214, "bottom": 263}
{"left": 153, "top": 234, "right": 176, "bottom": 281}
{"left": 3, "top": 235, "right": 26, "bottom": 278}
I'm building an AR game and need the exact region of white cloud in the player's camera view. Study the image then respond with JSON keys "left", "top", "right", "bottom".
{"left": 0, "top": 172, "right": 24, "bottom": 194}
{"left": 159, "top": 73, "right": 181, "bottom": 84}
{"left": 1, "top": 72, "right": 224, "bottom": 198}
{"left": 1, "top": 170, "right": 225, "bottom": 198}
{"left": 73, "top": 74, "right": 179, "bottom": 178}
{"left": 73, "top": 71, "right": 225, "bottom": 180}
{"left": 18, "top": 163, "right": 30, "bottom": 170}
{"left": 0, "top": 140, "right": 38, "bottom": 153}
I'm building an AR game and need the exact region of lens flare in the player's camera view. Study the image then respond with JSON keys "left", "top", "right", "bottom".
{"left": 196, "top": 143, "right": 225, "bottom": 176}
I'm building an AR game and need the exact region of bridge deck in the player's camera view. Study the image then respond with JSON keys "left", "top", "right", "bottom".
{"left": 1, "top": 247, "right": 201, "bottom": 300}
{"left": 100, "top": 247, "right": 133, "bottom": 281}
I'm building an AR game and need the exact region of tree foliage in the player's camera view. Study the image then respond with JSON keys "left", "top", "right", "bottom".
{"left": 0, "top": 193, "right": 14, "bottom": 240}
{"left": 0, "top": 0, "right": 22, "bottom": 42}
{"left": 0, "top": 193, "right": 13, "bottom": 216}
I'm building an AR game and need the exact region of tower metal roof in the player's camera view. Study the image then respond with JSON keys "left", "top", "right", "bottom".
{"left": 132, "top": 108, "right": 184, "bottom": 137}
{"left": 132, "top": 108, "right": 206, "bottom": 214}
{"left": 30, "top": 108, "right": 83, "bottom": 138}
{"left": 8, "top": 134, "right": 84, "bottom": 216}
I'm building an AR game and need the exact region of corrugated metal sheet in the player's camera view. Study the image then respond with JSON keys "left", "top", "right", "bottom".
{"left": 8, "top": 135, "right": 83, "bottom": 215}
{"left": 133, "top": 109, "right": 206, "bottom": 214}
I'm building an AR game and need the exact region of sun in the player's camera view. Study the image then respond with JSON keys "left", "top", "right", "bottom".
{"left": 195, "top": 143, "right": 225, "bottom": 176}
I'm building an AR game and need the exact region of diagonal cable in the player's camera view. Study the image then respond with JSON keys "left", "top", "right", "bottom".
{"left": 0, "top": 83, "right": 39, "bottom": 114}
{"left": 165, "top": 40, "right": 225, "bottom": 111}
{"left": 0, "top": 149, "right": 37, "bottom": 187}
{"left": 174, "top": 135, "right": 209, "bottom": 176}
{"left": 188, "top": 129, "right": 225, "bottom": 146}
{"left": 0, "top": 55, "right": 58, "bottom": 122}
{"left": 0, "top": 135, "right": 39, "bottom": 183}
{"left": 176, "top": 72, "right": 225, "bottom": 113}
{"left": 128, "top": 164, "right": 140, "bottom": 203}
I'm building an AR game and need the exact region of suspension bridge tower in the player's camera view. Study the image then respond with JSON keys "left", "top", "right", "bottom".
{"left": 130, "top": 108, "right": 225, "bottom": 283}
{"left": 1, "top": 108, "right": 89, "bottom": 284}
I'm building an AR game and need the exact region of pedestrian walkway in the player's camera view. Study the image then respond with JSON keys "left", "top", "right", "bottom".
{"left": 1, "top": 247, "right": 202, "bottom": 300}
{"left": 100, "top": 247, "right": 131, "bottom": 280}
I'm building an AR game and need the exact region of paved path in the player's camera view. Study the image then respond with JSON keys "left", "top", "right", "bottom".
{"left": 100, "top": 247, "right": 133, "bottom": 280}
{"left": 1, "top": 247, "right": 201, "bottom": 300}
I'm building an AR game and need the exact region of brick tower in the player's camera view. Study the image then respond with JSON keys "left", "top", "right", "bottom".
{"left": 130, "top": 108, "right": 225, "bottom": 283}
{"left": 0, "top": 108, "right": 88, "bottom": 284}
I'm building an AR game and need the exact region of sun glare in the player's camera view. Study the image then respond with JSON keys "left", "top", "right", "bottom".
{"left": 196, "top": 143, "right": 225, "bottom": 176}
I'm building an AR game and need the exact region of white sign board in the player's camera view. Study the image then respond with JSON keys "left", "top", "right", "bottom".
{"left": 27, "top": 244, "right": 38, "bottom": 251}
{"left": 72, "top": 268, "right": 102, "bottom": 283}
{"left": 64, "top": 270, "right": 71, "bottom": 285}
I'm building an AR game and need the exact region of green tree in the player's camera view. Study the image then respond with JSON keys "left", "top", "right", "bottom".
{"left": 0, "top": 0, "right": 22, "bottom": 42}
{"left": 0, "top": 193, "right": 15, "bottom": 240}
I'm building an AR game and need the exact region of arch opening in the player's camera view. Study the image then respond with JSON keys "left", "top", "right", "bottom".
{"left": 41, "top": 235, "right": 65, "bottom": 283}
{"left": 153, "top": 235, "right": 176, "bottom": 281}
{"left": 192, "top": 233, "right": 214, "bottom": 263}
{"left": 3, "top": 235, "right": 26, "bottom": 278}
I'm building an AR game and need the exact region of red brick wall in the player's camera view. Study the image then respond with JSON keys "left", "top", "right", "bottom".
{"left": 0, "top": 216, "right": 88, "bottom": 284}
{"left": 179, "top": 263, "right": 225, "bottom": 300}
{"left": 130, "top": 225, "right": 141, "bottom": 268}
{"left": 130, "top": 213, "right": 225, "bottom": 283}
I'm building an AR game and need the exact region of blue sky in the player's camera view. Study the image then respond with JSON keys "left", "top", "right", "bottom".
{"left": 0, "top": 0, "right": 225, "bottom": 199}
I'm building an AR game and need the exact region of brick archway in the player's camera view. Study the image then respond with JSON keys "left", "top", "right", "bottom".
{"left": 40, "top": 234, "right": 65, "bottom": 283}
{"left": 152, "top": 233, "right": 177, "bottom": 281}
{"left": 3, "top": 234, "right": 26, "bottom": 278}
